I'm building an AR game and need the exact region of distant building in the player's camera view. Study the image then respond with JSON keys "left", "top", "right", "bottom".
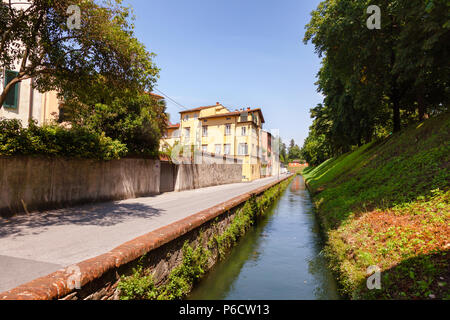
{"left": 160, "top": 102, "right": 267, "bottom": 181}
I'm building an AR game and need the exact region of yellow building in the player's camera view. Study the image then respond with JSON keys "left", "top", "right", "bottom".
{"left": 161, "top": 102, "right": 265, "bottom": 182}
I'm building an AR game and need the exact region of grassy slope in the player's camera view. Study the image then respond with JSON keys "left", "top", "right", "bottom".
{"left": 303, "top": 112, "right": 450, "bottom": 299}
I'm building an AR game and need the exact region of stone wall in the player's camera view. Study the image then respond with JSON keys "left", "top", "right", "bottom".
{"left": 174, "top": 163, "right": 242, "bottom": 192}
{"left": 0, "top": 176, "right": 291, "bottom": 300}
{"left": 0, "top": 156, "right": 160, "bottom": 217}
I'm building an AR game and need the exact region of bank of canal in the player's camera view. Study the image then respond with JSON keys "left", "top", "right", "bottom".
{"left": 188, "top": 175, "right": 340, "bottom": 300}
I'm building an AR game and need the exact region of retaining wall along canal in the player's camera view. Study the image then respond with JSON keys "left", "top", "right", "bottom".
{"left": 0, "top": 157, "right": 160, "bottom": 217}
{"left": 0, "top": 156, "right": 243, "bottom": 217}
{"left": 0, "top": 175, "right": 293, "bottom": 300}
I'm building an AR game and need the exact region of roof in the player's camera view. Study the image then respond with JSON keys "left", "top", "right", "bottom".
{"left": 198, "top": 108, "right": 265, "bottom": 123}
{"left": 179, "top": 104, "right": 223, "bottom": 114}
{"left": 167, "top": 123, "right": 180, "bottom": 129}
{"left": 146, "top": 92, "right": 164, "bottom": 100}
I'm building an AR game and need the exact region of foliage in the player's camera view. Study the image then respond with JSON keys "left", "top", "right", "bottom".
{"left": 0, "top": 118, "right": 127, "bottom": 160}
{"left": 63, "top": 92, "right": 167, "bottom": 157}
{"left": 302, "top": 0, "right": 449, "bottom": 165}
{"left": 287, "top": 139, "right": 302, "bottom": 162}
{"left": 0, "top": 0, "right": 159, "bottom": 108}
{"left": 157, "top": 242, "right": 210, "bottom": 300}
{"left": 1, "top": 1, "right": 167, "bottom": 157}
{"left": 117, "top": 261, "right": 157, "bottom": 300}
{"left": 303, "top": 113, "right": 450, "bottom": 299}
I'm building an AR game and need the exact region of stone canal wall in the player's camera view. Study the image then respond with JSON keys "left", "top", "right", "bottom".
{"left": 0, "top": 175, "right": 292, "bottom": 300}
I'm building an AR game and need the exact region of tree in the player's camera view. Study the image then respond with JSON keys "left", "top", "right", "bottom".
{"left": 0, "top": 0, "right": 159, "bottom": 108}
{"left": 63, "top": 92, "right": 167, "bottom": 157}
{"left": 302, "top": 0, "right": 449, "bottom": 166}
{"left": 279, "top": 141, "right": 288, "bottom": 164}
{"left": 288, "top": 139, "right": 302, "bottom": 161}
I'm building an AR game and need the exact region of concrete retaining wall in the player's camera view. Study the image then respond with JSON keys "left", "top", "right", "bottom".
{"left": 174, "top": 164, "right": 242, "bottom": 192}
{"left": 0, "top": 156, "right": 160, "bottom": 217}
{"left": 0, "top": 176, "right": 291, "bottom": 300}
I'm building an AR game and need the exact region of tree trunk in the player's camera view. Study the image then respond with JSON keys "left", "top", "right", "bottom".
{"left": 417, "top": 86, "right": 429, "bottom": 122}
{"left": 392, "top": 99, "right": 401, "bottom": 133}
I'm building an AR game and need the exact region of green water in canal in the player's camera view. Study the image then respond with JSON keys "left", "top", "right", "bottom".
{"left": 188, "top": 175, "right": 340, "bottom": 300}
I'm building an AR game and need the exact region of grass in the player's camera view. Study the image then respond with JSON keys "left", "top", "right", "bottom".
{"left": 303, "top": 112, "right": 450, "bottom": 299}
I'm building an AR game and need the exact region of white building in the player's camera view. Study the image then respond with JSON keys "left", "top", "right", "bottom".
{"left": 1, "top": 0, "right": 60, "bottom": 126}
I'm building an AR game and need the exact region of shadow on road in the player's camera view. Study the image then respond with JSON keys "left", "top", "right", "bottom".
{"left": 0, "top": 202, "right": 165, "bottom": 238}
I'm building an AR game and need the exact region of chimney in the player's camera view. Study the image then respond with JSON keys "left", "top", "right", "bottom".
{"left": 247, "top": 107, "right": 251, "bottom": 111}
{"left": 216, "top": 102, "right": 220, "bottom": 105}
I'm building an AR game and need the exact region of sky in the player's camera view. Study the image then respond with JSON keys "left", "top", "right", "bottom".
{"left": 123, "top": 0, "right": 323, "bottom": 147}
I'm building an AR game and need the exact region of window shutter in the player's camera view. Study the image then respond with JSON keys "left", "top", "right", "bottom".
{"left": 3, "top": 70, "right": 20, "bottom": 109}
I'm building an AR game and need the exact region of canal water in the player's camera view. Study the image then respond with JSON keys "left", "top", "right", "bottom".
{"left": 188, "top": 175, "right": 340, "bottom": 300}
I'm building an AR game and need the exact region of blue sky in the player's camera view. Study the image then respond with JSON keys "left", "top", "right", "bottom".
{"left": 123, "top": 0, "right": 323, "bottom": 146}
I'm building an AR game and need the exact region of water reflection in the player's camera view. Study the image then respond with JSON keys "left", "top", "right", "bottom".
{"left": 188, "top": 176, "right": 340, "bottom": 300}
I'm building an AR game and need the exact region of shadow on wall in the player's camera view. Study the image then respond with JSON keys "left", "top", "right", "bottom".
{"left": 0, "top": 201, "right": 165, "bottom": 238}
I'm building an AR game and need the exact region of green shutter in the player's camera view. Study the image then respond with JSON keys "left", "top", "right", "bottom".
{"left": 3, "top": 70, "right": 19, "bottom": 109}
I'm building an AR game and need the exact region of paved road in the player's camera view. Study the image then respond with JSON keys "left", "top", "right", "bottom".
{"left": 0, "top": 176, "right": 282, "bottom": 292}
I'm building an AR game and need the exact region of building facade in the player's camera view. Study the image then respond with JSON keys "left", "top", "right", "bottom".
{"left": 1, "top": 0, "right": 60, "bottom": 126}
{"left": 161, "top": 103, "right": 268, "bottom": 181}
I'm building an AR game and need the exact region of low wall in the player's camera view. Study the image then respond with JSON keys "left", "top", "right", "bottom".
{"left": 0, "top": 175, "right": 292, "bottom": 300}
{"left": 174, "top": 163, "right": 242, "bottom": 192}
{"left": 0, "top": 156, "right": 160, "bottom": 217}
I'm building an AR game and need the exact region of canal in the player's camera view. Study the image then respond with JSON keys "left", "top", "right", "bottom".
{"left": 188, "top": 175, "right": 340, "bottom": 300}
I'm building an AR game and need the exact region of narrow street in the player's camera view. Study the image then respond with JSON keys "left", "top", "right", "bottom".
{"left": 0, "top": 176, "right": 280, "bottom": 292}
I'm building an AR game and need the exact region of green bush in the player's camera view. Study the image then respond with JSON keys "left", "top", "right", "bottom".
{"left": 0, "top": 118, "right": 127, "bottom": 160}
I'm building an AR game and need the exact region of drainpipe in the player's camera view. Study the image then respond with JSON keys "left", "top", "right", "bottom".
{"left": 28, "top": 78, "right": 34, "bottom": 123}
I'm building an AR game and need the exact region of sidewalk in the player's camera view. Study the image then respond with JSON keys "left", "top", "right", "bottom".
{"left": 0, "top": 176, "right": 281, "bottom": 292}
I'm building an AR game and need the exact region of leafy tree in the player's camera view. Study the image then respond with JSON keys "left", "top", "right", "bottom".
{"left": 302, "top": 0, "right": 449, "bottom": 166}
{"left": 63, "top": 92, "right": 167, "bottom": 157}
{"left": 0, "top": 0, "right": 159, "bottom": 108}
{"left": 279, "top": 140, "right": 288, "bottom": 164}
{"left": 288, "top": 139, "right": 302, "bottom": 161}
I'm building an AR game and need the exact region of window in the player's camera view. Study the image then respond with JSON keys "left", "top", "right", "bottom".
{"left": 202, "top": 144, "right": 208, "bottom": 153}
{"left": 194, "top": 113, "right": 198, "bottom": 119}
{"left": 240, "top": 111, "right": 248, "bottom": 122}
{"left": 225, "top": 124, "right": 231, "bottom": 136}
{"left": 215, "top": 144, "right": 221, "bottom": 155}
{"left": 183, "top": 114, "right": 189, "bottom": 121}
{"left": 241, "top": 126, "right": 246, "bottom": 136}
{"left": 3, "top": 70, "right": 20, "bottom": 109}
{"left": 238, "top": 143, "right": 248, "bottom": 155}
{"left": 224, "top": 144, "right": 231, "bottom": 155}
{"left": 202, "top": 125, "right": 208, "bottom": 137}
{"left": 184, "top": 127, "right": 190, "bottom": 139}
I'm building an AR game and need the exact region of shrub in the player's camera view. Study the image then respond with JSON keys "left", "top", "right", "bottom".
{"left": 0, "top": 118, "right": 127, "bottom": 160}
